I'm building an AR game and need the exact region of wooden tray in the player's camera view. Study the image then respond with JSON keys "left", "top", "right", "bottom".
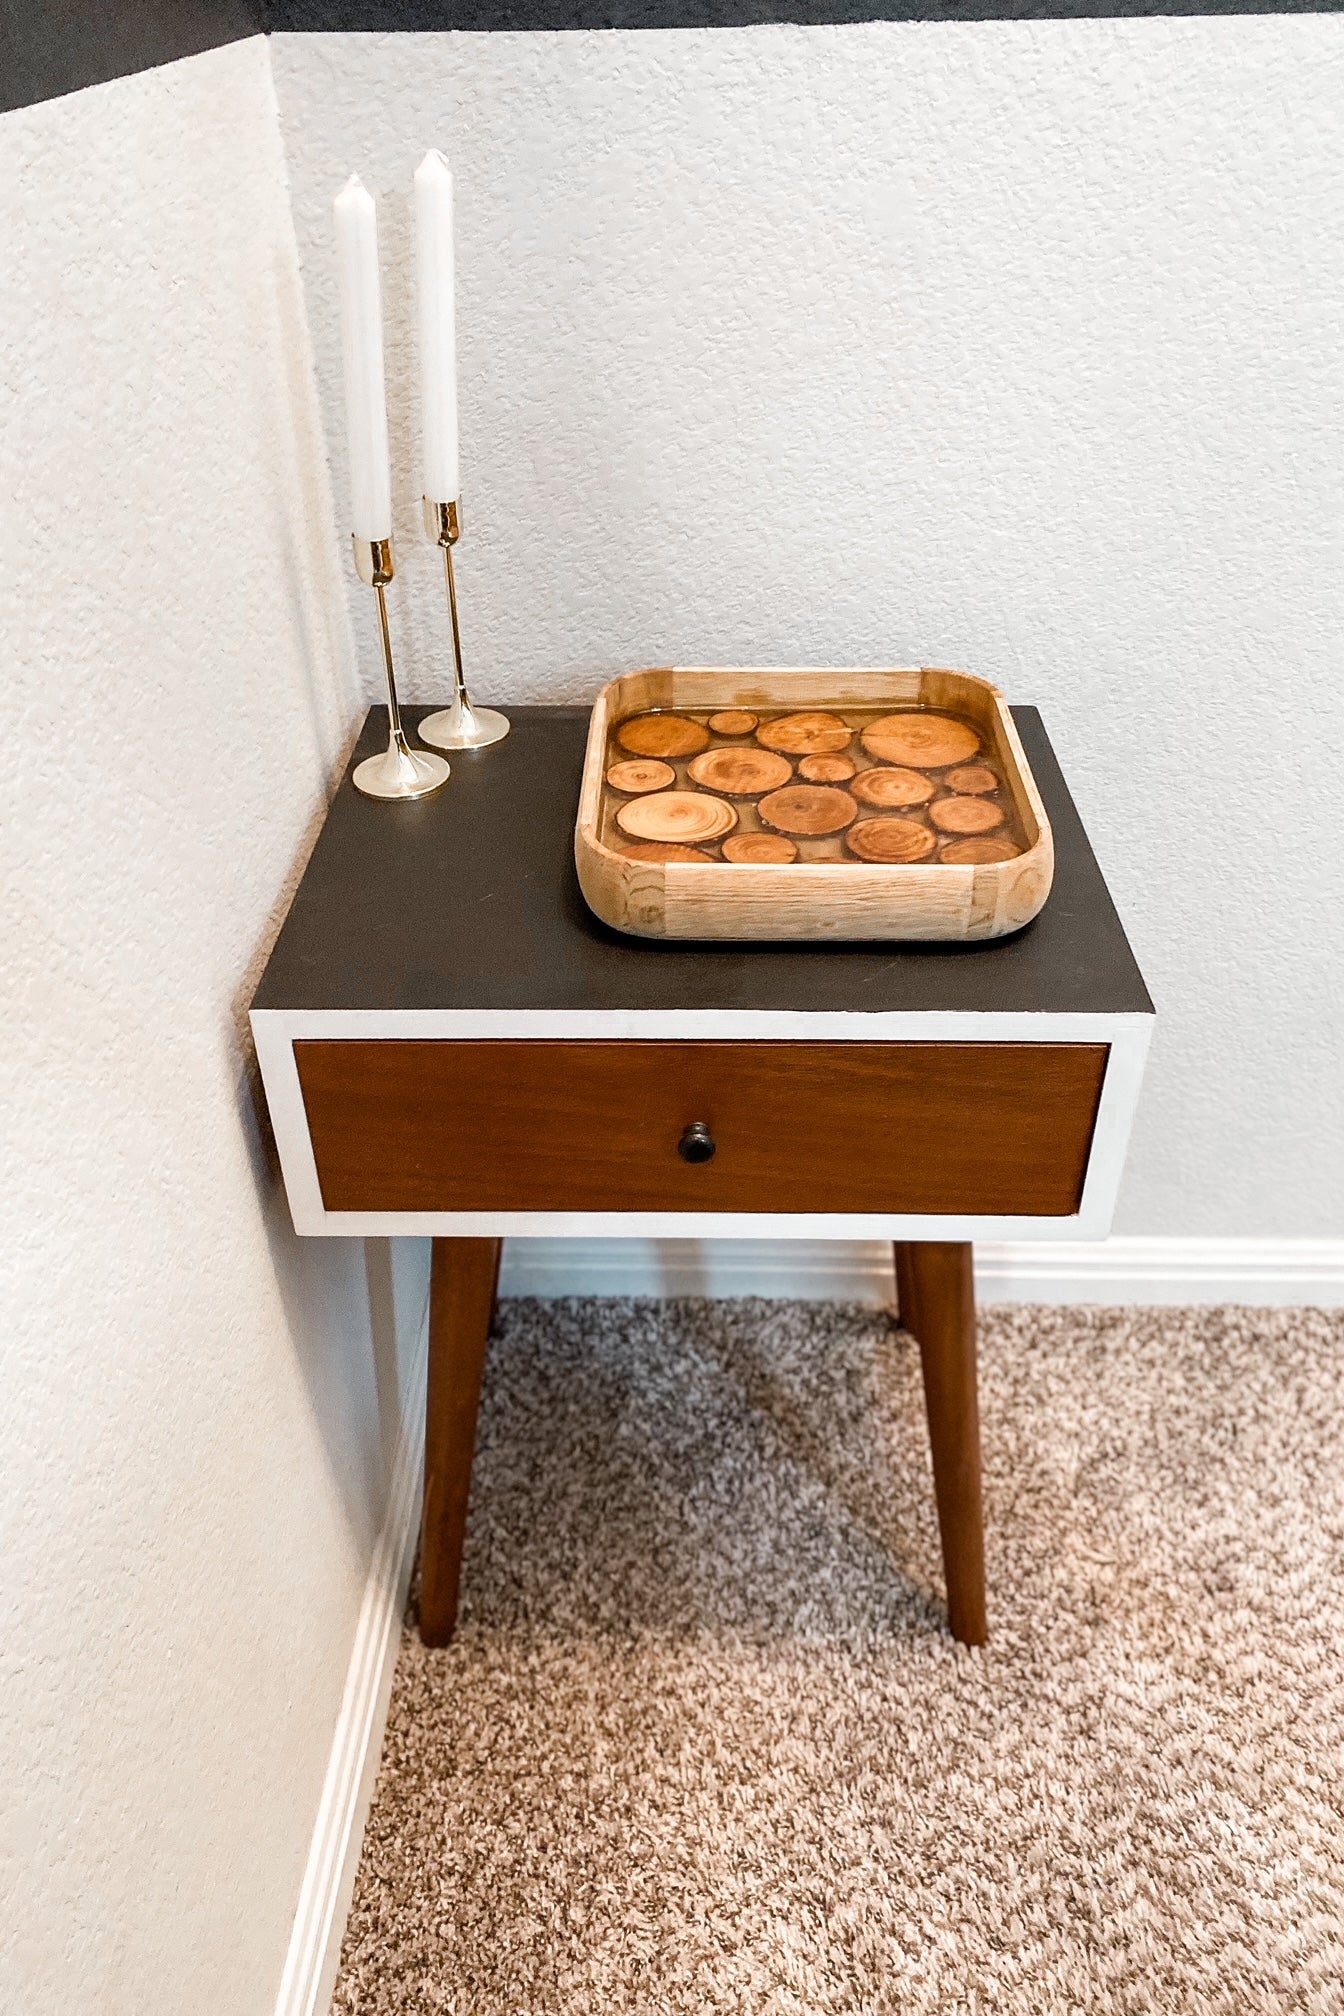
{"left": 574, "top": 667, "right": 1054, "bottom": 941}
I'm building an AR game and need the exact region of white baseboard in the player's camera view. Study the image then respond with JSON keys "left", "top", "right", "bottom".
{"left": 499, "top": 1236, "right": 1344, "bottom": 1308}
{"left": 272, "top": 1311, "right": 428, "bottom": 2016}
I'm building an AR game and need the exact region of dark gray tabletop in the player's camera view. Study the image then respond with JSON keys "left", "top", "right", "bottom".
{"left": 252, "top": 705, "right": 1152, "bottom": 1017}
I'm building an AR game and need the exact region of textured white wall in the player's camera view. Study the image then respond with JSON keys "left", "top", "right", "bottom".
{"left": 271, "top": 20, "right": 1344, "bottom": 1239}
{"left": 0, "top": 39, "right": 428, "bottom": 2016}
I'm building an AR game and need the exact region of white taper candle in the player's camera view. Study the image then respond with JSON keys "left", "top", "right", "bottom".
{"left": 415, "top": 149, "right": 460, "bottom": 506}
{"left": 333, "top": 174, "right": 393, "bottom": 543}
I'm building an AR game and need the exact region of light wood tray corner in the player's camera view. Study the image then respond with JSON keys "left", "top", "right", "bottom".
{"left": 574, "top": 666, "right": 1054, "bottom": 942}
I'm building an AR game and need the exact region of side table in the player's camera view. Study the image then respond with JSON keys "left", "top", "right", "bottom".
{"left": 251, "top": 706, "right": 1153, "bottom": 1646}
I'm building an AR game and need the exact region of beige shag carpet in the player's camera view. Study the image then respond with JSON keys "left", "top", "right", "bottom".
{"left": 332, "top": 1299, "right": 1344, "bottom": 2015}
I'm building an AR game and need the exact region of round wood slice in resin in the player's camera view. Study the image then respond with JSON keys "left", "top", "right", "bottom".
{"left": 756, "top": 712, "right": 853, "bottom": 756}
{"left": 686, "top": 747, "right": 793, "bottom": 796}
{"left": 851, "top": 765, "right": 935, "bottom": 809}
{"left": 757, "top": 783, "right": 858, "bottom": 836}
{"left": 616, "top": 712, "right": 711, "bottom": 759}
{"left": 620, "top": 839, "right": 714, "bottom": 862}
{"left": 861, "top": 712, "right": 979, "bottom": 769}
{"left": 945, "top": 764, "right": 999, "bottom": 796}
{"left": 798, "top": 753, "right": 856, "bottom": 782}
{"left": 929, "top": 794, "right": 1005, "bottom": 835}
{"left": 939, "top": 835, "right": 1019, "bottom": 865}
{"left": 722, "top": 832, "right": 799, "bottom": 863}
{"left": 707, "top": 709, "right": 758, "bottom": 736}
{"left": 616, "top": 789, "right": 737, "bottom": 845}
{"left": 845, "top": 817, "right": 936, "bottom": 863}
{"left": 606, "top": 758, "right": 676, "bottom": 794}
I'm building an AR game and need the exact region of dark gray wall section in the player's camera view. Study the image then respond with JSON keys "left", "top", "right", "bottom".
{"left": 264, "top": 0, "right": 1339, "bottom": 20}
{"left": 0, "top": 0, "right": 262, "bottom": 114}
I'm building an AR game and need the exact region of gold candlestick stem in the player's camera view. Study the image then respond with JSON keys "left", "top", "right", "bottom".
{"left": 418, "top": 499, "right": 510, "bottom": 751}
{"left": 351, "top": 535, "right": 451, "bottom": 801}
{"left": 442, "top": 539, "right": 466, "bottom": 696}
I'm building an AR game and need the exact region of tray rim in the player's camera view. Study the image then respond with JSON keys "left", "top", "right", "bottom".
{"left": 574, "top": 665, "right": 1055, "bottom": 941}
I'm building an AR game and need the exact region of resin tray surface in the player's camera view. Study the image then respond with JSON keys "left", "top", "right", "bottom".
{"left": 575, "top": 668, "right": 1055, "bottom": 941}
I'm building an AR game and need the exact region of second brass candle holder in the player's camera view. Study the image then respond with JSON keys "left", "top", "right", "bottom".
{"left": 351, "top": 536, "right": 451, "bottom": 801}
{"left": 418, "top": 499, "right": 510, "bottom": 751}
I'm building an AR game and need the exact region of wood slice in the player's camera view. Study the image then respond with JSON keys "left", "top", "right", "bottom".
{"left": 798, "top": 753, "right": 856, "bottom": 782}
{"left": 606, "top": 758, "right": 676, "bottom": 794}
{"left": 757, "top": 783, "right": 859, "bottom": 837}
{"left": 851, "top": 765, "right": 936, "bottom": 809}
{"left": 686, "top": 747, "right": 793, "bottom": 796}
{"left": 708, "top": 709, "right": 758, "bottom": 736}
{"left": 756, "top": 712, "right": 853, "bottom": 756}
{"left": 939, "top": 835, "right": 1019, "bottom": 865}
{"left": 616, "top": 789, "right": 737, "bottom": 845}
{"left": 929, "top": 795, "right": 1005, "bottom": 836}
{"left": 722, "top": 832, "right": 799, "bottom": 864}
{"left": 620, "top": 839, "right": 714, "bottom": 862}
{"left": 861, "top": 712, "right": 980, "bottom": 769}
{"left": 845, "top": 817, "right": 936, "bottom": 863}
{"left": 616, "top": 712, "right": 712, "bottom": 760}
{"left": 945, "top": 764, "right": 999, "bottom": 796}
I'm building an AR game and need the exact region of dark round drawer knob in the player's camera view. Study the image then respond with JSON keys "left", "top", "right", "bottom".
{"left": 678, "top": 1122, "right": 716, "bottom": 1165}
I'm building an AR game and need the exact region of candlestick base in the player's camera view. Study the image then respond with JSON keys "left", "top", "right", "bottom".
{"left": 353, "top": 735, "right": 451, "bottom": 801}
{"left": 421, "top": 495, "right": 510, "bottom": 752}
{"left": 347, "top": 539, "right": 451, "bottom": 800}
{"left": 419, "top": 696, "right": 510, "bottom": 751}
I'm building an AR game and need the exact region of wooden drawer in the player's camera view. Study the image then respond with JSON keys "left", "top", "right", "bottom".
{"left": 294, "top": 1041, "right": 1108, "bottom": 1217}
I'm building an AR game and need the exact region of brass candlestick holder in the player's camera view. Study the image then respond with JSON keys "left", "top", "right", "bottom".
{"left": 351, "top": 535, "right": 451, "bottom": 801}
{"left": 417, "top": 500, "right": 509, "bottom": 750}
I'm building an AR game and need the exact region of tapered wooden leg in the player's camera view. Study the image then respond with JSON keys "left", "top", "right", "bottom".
{"left": 894, "top": 1241, "right": 987, "bottom": 1646}
{"left": 419, "top": 1236, "right": 502, "bottom": 1647}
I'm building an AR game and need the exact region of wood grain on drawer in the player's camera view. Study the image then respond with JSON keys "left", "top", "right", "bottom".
{"left": 293, "top": 1041, "right": 1108, "bottom": 1216}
